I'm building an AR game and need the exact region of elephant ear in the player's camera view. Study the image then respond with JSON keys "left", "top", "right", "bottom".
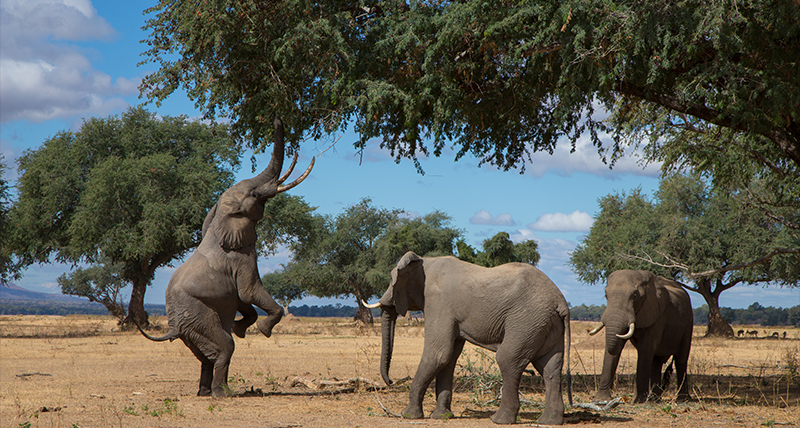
{"left": 635, "top": 271, "right": 669, "bottom": 329}
{"left": 380, "top": 252, "right": 423, "bottom": 316}
{"left": 214, "top": 199, "right": 257, "bottom": 251}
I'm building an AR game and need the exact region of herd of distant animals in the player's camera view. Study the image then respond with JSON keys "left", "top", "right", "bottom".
{"left": 736, "top": 329, "right": 788, "bottom": 339}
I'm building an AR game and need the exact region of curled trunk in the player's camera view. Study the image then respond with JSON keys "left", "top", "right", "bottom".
{"left": 380, "top": 306, "right": 398, "bottom": 385}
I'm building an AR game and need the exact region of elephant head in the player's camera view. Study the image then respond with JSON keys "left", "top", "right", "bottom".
{"left": 202, "top": 117, "right": 314, "bottom": 251}
{"left": 363, "top": 251, "right": 425, "bottom": 385}
{"left": 589, "top": 270, "right": 669, "bottom": 355}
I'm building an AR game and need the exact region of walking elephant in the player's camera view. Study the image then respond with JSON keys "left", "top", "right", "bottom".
{"left": 588, "top": 270, "right": 692, "bottom": 403}
{"left": 137, "top": 117, "right": 314, "bottom": 398}
{"left": 364, "top": 252, "right": 572, "bottom": 425}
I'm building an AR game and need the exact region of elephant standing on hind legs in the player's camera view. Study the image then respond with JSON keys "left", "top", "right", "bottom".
{"left": 137, "top": 117, "right": 314, "bottom": 398}
{"left": 588, "top": 270, "right": 693, "bottom": 403}
{"left": 364, "top": 252, "right": 572, "bottom": 425}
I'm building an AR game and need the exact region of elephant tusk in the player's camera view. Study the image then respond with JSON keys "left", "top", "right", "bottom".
{"left": 616, "top": 323, "right": 635, "bottom": 339}
{"left": 361, "top": 300, "right": 382, "bottom": 309}
{"left": 277, "top": 151, "right": 299, "bottom": 185}
{"left": 277, "top": 157, "right": 314, "bottom": 193}
{"left": 587, "top": 323, "right": 605, "bottom": 336}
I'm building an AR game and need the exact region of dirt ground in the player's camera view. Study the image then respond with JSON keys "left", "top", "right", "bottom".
{"left": 1, "top": 315, "right": 798, "bottom": 427}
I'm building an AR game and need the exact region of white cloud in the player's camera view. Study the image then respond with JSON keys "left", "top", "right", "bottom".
{"left": 470, "top": 209, "right": 515, "bottom": 226}
{"left": 528, "top": 210, "right": 594, "bottom": 232}
{"left": 525, "top": 132, "right": 661, "bottom": 179}
{"left": 0, "top": 0, "right": 137, "bottom": 123}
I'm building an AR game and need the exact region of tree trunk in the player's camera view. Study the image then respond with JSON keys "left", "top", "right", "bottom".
{"left": 124, "top": 277, "right": 149, "bottom": 328}
{"left": 351, "top": 280, "right": 374, "bottom": 324}
{"left": 697, "top": 278, "right": 734, "bottom": 337}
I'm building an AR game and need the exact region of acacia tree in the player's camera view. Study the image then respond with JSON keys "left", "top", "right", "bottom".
{"left": 141, "top": 1, "right": 799, "bottom": 174}
{"left": 0, "top": 156, "right": 14, "bottom": 285}
{"left": 569, "top": 175, "right": 799, "bottom": 337}
{"left": 57, "top": 258, "right": 128, "bottom": 322}
{"left": 261, "top": 270, "right": 304, "bottom": 316}
{"left": 8, "top": 107, "right": 240, "bottom": 327}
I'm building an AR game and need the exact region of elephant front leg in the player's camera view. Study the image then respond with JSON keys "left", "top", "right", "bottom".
{"left": 430, "top": 338, "right": 465, "bottom": 420}
{"left": 238, "top": 275, "right": 283, "bottom": 338}
{"left": 232, "top": 301, "right": 257, "bottom": 338}
{"left": 404, "top": 325, "right": 458, "bottom": 419}
{"left": 634, "top": 350, "right": 655, "bottom": 403}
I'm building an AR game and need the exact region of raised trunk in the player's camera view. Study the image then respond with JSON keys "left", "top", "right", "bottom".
{"left": 380, "top": 306, "right": 398, "bottom": 385}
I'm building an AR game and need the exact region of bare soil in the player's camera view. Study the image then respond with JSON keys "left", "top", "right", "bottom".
{"left": 1, "top": 315, "right": 798, "bottom": 427}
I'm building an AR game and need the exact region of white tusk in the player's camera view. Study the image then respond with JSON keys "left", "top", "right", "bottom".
{"left": 277, "top": 151, "right": 299, "bottom": 185}
{"left": 277, "top": 157, "right": 315, "bottom": 193}
{"left": 616, "top": 323, "right": 635, "bottom": 339}
{"left": 587, "top": 323, "right": 605, "bottom": 336}
{"left": 361, "top": 300, "right": 382, "bottom": 309}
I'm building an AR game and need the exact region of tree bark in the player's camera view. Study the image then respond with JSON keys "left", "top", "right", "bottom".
{"left": 124, "top": 277, "right": 149, "bottom": 328}
{"left": 696, "top": 278, "right": 734, "bottom": 337}
{"left": 351, "top": 279, "right": 374, "bottom": 324}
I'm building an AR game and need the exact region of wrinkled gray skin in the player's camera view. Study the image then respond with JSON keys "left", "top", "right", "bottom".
{"left": 137, "top": 117, "right": 313, "bottom": 398}
{"left": 590, "top": 270, "right": 693, "bottom": 403}
{"left": 369, "top": 252, "right": 571, "bottom": 425}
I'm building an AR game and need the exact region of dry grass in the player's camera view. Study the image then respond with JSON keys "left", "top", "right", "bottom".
{"left": 1, "top": 315, "right": 798, "bottom": 427}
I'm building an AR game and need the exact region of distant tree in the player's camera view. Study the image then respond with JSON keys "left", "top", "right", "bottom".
{"left": 258, "top": 193, "right": 323, "bottom": 260}
{"left": 285, "top": 198, "right": 401, "bottom": 324}
{"left": 261, "top": 270, "right": 304, "bottom": 316}
{"left": 569, "top": 174, "right": 799, "bottom": 337}
{"left": 456, "top": 232, "right": 540, "bottom": 268}
{"left": 0, "top": 156, "right": 14, "bottom": 285}
{"left": 57, "top": 257, "right": 128, "bottom": 322}
{"left": 375, "top": 210, "right": 461, "bottom": 264}
{"left": 7, "top": 107, "right": 241, "bottom": 327}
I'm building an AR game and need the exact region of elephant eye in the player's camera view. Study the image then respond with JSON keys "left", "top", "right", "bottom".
{"left": 632, "top": 291, "right": 640, "bottom": 299}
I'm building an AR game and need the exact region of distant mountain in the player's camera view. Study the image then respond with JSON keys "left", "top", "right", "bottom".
{"left": 0, "top": 283, "right": 94, "bottom": 303}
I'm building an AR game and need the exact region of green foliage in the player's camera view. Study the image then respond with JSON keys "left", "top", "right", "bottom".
{"left": 57, "top": 257, "right": 128, "bottom": 321}
{"left": 456, "top": 232, "right": 540, "bottom": 267}
{"left": 261, "top": 270, "right": 304, "bottom": 314}
{"left": 0, "top": 155, "right": 14, "bottom": 284}
{"left": 8, "top": 106, "right": 241, "bottom": 324}
{"left": 141, "top": 1, "right": 799, "bottom": 176}
{"left": 258, "top": 193, "right": 323, "bottom": 259}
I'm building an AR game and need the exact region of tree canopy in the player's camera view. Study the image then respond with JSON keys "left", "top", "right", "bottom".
{"left": 456, "top": 232, "right": 540, "bottom": 268}
{"left": 283, "top": 199, "right": 462, "bottom": 322}
{"left": 57, "top": 257, "right": 128, "bottom": 322}
{"left": 141, "top": 1, "right": 799, "bottom": 176}
{"left": 7, "top": 107, "right": 241, "bottom": 326}
{"left": 569, "top": 174, "right": 799, "bottom": 336}
{"left": 0, "top": 156, "right": 13, "bottom": 284}
{"left": 261, "top": 270, "right": 305, "bottom": 316}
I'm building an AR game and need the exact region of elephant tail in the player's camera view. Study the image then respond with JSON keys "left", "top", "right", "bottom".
{"left": 133, "top": 318, "right": 179, "bottom": 342}
{"left": 562, "top": 305, "right": 573, "bottom": 407}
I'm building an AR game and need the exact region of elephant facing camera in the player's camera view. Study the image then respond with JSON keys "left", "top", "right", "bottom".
{"left": 588, "top": 269, "right": 693, "bottom": 404}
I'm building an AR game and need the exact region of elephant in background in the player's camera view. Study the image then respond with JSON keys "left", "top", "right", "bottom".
{"left": 588, "top": 270, "right": 692, "bottom": 403}
{"left": 137, "top": 117, "right": 314, "bottom": 398}
{"left": 364, "top": 251, "right": 572, "bottom": 425}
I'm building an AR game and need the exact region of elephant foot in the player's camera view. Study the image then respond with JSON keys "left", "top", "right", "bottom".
{"left": 430, "top": 407, "right": 454, "bottom": 420}
{"left": 256, "top": 317, "right": 280, "bottom": 338}
{"left": 633, "top": 394, "right": 648, "bottom": 404}
{"left": 676, "top": 393, "right": 692, "bottom": 402}
{"left": 592, "top": 389, "right": 613, "bottom": 403}
{"left": 197, "top": 387, "right": 212, "bottom": 397}
{"left": 232, "top": 320, "right": 248, "bottom": 338}
{"left": 401, "top": 405, "right": 424, "bottom": 419}
{"left": 212, "top": 386, "right": 228, "bottom": 398}
{"left": 537, "top": 410, "right": 564, "bottom": 426}
{"left": 490, "top": 408, "right": 518, "bottom": 425}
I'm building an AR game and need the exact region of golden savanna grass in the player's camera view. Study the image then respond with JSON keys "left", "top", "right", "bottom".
{"left": 1, "top": 315, "right": 798, "bottom": 427}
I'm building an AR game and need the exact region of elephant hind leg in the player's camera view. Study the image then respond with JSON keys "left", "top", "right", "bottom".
{"left": 182, "top": 337, "right": 214, "bottom": 396}
{"left": 492, "top": 340, "right": 538, "bottom": 424}
{"left": 532, "top": 346, "right": 565, "bottom": 426}
{"left": 430, "top": 338, "right": 465, "bottom": 420}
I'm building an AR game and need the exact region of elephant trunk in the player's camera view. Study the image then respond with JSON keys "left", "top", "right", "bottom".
{"left": 252, "top": 117, "right": 286, "bottom": 193}
{"left": 603, "top": 314, "right": 634, "bottom": 356}
{"left": 380, "top": 305, "right": 398, "bottom": 386}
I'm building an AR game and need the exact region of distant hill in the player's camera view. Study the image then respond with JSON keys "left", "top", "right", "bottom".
{"left": 0, "top": 283, "right": 166, "bottom": 316}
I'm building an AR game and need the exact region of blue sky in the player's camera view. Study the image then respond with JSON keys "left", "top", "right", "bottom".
{"left": 2, "top": 0, "right": 797, "bottom": 310}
